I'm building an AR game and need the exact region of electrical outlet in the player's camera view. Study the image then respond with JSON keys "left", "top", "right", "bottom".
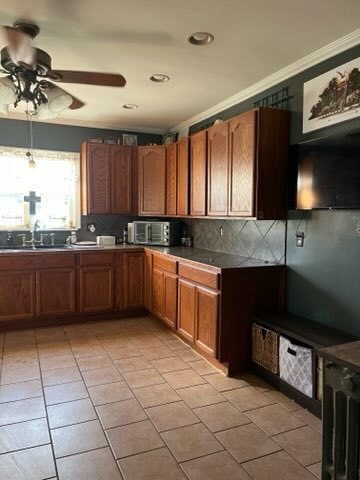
{"left": 296, "top": 231, "right": 304, "bottom": 247}
{"left": 87, "top": 223, "right": 96, "bottom": 233}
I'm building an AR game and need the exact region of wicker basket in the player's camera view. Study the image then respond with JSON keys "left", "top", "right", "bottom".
{"left": 252, "top": 323, "right": 279, "bottom": 374}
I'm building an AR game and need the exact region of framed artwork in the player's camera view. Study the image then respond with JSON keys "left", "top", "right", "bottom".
{"left": 303, "top": 57, "right": 360, "bottom": 133}
{"left": 122, "top": 133, "right": 137, "bottom": 146}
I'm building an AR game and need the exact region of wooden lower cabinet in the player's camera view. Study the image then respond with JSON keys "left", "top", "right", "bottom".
{"left": 177, "top": 278, "right": 218, "bottom": 357}
{"left": 163, "top": 273, "right": 177, "bottom": 329}
{"left": 36, "top": 269, "right": 76, "bottom": 316}
{"left": 152, "top": 268, "right": 164, "bottom": 319}
{"left": 0, "top": 271, "right": 36, "bottom": 321}
{"left": 80, "top": 266, "right": 113, "bottom": 313}
{"left": 144, "top": 251, "right": 153, "bottom": 311}
{"left": 152, "top": 268, "right": 177, "bottom": 329}
{"left": 124, "top": 252, "right": 144, "bottom": 309}
{"left": 195, "top": 286, "right": 219, "bottom": 357}
{"left": 177, "top": 279, "right": 196, "bottom": 342}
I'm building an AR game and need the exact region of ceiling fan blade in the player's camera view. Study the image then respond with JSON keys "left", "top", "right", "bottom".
{"left": 2, "top": 26, "right": 35, "bottom": 66}
{"left": 40, "top": 81, "right": 85, "bottom": 111}
{"left": 48, "top": 70, "right": 126, "bottom": 87}
{"left": 69, "top": 95, "right": 85, "bottom": 110}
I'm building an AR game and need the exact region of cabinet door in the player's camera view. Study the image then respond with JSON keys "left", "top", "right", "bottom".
{"left": 124, "top": 253, "right": 144, "bottom": 308}
{"left": 80, "top": 266, "right": 113, "bottom": 313}
{"left": 228, "top": 111, "right": 256, "bottom": 216}
{"left": 152, "top": 268, "right": 164, "bottom": 319}
{"left": 83, "top": 143, "right": 111, "bottom": 214}
{"left": 177, "top": 138, "right": 189, "bottom": 216}
{"left": 177, "top": 279, "right": 196, "bottom": 343}
{"left": 195, "top": 286, "right": 219, "bottom": 357}
{"left": 111, "top": 145, "right": 133, "bottom": 214}
{"left": 138, "top": 147, "right": 166, "bottom": 215}
{"left": 190, "top": 130, "right": 207, "bottom": 216}
{"left": 163, "top": 272, "right": 177, "bottom": 329}
{"left": 166, "top": 143, "right": 177, "bottom": 215}
{"left": 114, "top": 253, "right": 124, "bottom": 311}
{"left": 0, "top": 271, "right": 35, "bottom": 321}
{"left": 36, "top": 269, "right": 76, "bottom": 316}
{"left": 207, "top": 122, "right": 229, "bottom": 216}
{"left": 144, "top": 251, "right": 153, "bottom": 311}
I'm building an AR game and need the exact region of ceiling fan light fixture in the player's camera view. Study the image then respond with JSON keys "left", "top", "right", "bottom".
{"left": 187, "top": 32, "right": 214, "bottom": 46}
{"left": 150, "top": 74, "right": 170, "bottom": 83}
{"left": 46, "top": 85, "right": 73, "bottom": 113}
{"left": 35, "top": 102, "right": 59, "bottom": 120}
{"left": 123, "top": 104, "right": 138, "bottom": 110}
{"left": 0, "top": 76, "right": 17, "bottom": 104}
{"left": 0, "top": 103, "right": 9, "bottom": 114}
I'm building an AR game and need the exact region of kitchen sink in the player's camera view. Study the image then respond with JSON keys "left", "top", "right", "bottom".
{"left": 0, "top": 244, "right": 67, "bottom": 250}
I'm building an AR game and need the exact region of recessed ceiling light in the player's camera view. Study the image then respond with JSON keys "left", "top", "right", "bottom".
{"left": 150, "top": 74, "right": 170, "bottom": 83}
{"left": 187, "top": 32, "right": 214, "bottom": 46}
{"left": 123, "top": 104, "right": 138, "bottom": 110}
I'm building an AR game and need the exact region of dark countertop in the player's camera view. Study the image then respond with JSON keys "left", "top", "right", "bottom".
{"left": 0, "top": 243, "right": 281, "bottom": 270}
{"left": 319, "top": 341, "right": 360, "bottom": 373}
{"left": 0, "top": 244, "right": 143, "bottom": 254}
{"left": 145, "top": 246, "right": 281, "bottom": 269}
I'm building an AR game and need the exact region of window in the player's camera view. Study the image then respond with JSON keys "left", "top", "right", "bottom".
{"left": 0, "top": 146, "right": 80, "bottom": 230}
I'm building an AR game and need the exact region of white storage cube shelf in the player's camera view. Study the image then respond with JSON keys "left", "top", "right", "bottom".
{"left": 279, "top": 335, "right": 314, "bottom": 398}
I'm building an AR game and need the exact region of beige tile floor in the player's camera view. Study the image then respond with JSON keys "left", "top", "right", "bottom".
{"left": 0, "top": 316, "right": 322, "bottom": 480}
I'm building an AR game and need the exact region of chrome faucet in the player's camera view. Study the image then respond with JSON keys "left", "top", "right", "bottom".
{"left": 20, "top": 220, "right": 43, "bottom": 248}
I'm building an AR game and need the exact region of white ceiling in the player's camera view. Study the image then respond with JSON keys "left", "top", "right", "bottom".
{"left": 0, "top": 0, "right": 359, "bottom": 133}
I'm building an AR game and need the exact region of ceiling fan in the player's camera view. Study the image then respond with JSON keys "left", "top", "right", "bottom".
{"left": 0, "top": 20, "right": 127, "bottom": 119}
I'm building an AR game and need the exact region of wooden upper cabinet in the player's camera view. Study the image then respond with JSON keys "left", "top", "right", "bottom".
{"left": 82, "top": 143, "right": 110, "bottom": 214}
{"left": 207, "top": 122, "right": 229, "bottom": 216}
{"left": 190, "top": 130, "right": 207, "bottom": 216}
{"left": 228, "top": 110, "right": 257, "bottom": 217}
{"left": 138, "top": 146, "right": 166, "bottom": 215}
{"left": 166, "top": 143, "right": 177, "bottom": 216}
{"left": 256, "top": 107, "right": 289, "bottom": 220}
{"left": 81, "top": 143, "right": 135, "bottom": 215}
{"left": 111, "top": 146, "right": 133, "bottom": 214}
{"left": 177, "top": 138, "right": 189, "bottom": 216}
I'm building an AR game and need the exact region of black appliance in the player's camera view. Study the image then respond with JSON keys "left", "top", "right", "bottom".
{"left": 296, "top": 130, "right": 360, "bottom": 209}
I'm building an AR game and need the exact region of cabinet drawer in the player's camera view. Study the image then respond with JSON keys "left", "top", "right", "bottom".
{"left": 0, "top": 253, "right": 75, "bottom": 270}
{"left": 178, "top": 263, "right": 219, "bottom": 290}
{"left": 79, "top": 252, "right": 114, "bottom": 265}
{"left": 153, "top": 254, "right": 177, "bottom": 274}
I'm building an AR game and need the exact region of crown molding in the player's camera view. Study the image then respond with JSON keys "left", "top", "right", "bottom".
{"left": 170, "top": 29, "right": 360, "bottom": 133}
{"left": 0, "top": 112, "right": 167, "bottom": 135}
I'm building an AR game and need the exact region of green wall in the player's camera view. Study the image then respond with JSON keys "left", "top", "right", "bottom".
{"left": 0, "top": 118, "right": 162, "bottom": 151}
{"left": 190, "top": 44, "right": 360, "bottom": 337}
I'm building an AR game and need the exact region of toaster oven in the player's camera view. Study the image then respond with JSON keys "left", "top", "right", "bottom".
{"left": 132, "top": 221, "right": 181, "bottom": 246}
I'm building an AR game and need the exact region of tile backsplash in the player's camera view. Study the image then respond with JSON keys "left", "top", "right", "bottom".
{"left": 183, "top": 219, "right": 286, "bottom": 264}
{"left": 0, "top": 216, "right": 286, "bottom": 264}
{"left": 0, "top": 215, "right": 136, "bottom": 246}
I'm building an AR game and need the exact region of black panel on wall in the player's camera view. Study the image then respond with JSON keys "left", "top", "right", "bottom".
{"left": 0, "top": 118, "right": 163, "bottom": 152}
